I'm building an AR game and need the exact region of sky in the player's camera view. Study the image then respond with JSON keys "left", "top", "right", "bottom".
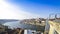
{"left": 0, "top": 0, "right": 60, "bottom": 19}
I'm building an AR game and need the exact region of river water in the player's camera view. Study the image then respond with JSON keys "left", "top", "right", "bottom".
{"left": 2, "top": 21, "right": 45, "bottom": 32}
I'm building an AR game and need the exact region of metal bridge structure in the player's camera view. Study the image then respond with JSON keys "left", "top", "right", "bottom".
{"left": 48, "top": 13, "right": 60, "bottom": 34}
{"left": 0, "top": 13, "right": 60, "bottom": 34}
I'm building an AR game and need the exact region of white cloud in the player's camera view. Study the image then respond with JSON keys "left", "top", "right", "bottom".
{"left": 0, "top": 0, "right": 40, "bottom": 20}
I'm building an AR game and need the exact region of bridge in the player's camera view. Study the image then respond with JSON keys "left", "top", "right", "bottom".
{"left": 49, "top": 20, "right": 60, "bottom": 34}
{"left": 0, "top": 13, "right": 60, "bottom": 34}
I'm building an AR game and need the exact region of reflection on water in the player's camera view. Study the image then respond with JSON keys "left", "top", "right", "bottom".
{"left": 3, "top": 21, "right": 21, "bottom": 29}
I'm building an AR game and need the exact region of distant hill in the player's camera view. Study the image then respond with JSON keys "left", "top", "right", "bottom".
{"left": 0, "top": 19, "right": 19, "bottom": 24}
